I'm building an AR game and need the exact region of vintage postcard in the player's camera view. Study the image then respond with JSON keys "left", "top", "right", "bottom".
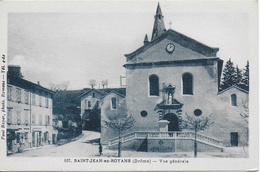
{"left": 0, "top": 0, "right": 258, "bottom": 171}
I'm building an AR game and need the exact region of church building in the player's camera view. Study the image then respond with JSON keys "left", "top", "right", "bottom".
{"left": 101, "top": 3, "right": 249, "bottom": 152}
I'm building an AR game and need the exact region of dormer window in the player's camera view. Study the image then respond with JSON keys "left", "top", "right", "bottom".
{"left": 92, "top": 93, "right": 95, "bottom": 98}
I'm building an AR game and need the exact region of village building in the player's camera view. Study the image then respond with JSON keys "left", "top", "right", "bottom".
{"left": 6, "top": 65, "right": 56, "bottom": 154}
{"left": 101, "top": 3, "right": 249, "bottom": 152}
{"left": 79, "top": 88, "right": 126, "bottom": 132}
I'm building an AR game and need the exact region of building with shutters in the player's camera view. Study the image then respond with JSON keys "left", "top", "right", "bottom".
{"left": 6, "top": 65, "right": 56, "bottom": 154}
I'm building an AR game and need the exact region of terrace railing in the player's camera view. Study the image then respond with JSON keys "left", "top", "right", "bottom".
{"left": 108, "top": 131, "right": 223, "bottom": 149}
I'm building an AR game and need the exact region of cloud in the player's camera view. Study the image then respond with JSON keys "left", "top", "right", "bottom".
{"left": 8, "top": 54, "right": 57, "bottom": 88}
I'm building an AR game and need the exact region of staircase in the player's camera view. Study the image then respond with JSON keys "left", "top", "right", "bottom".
{"left": 108, "top": 131, "right": 223, "bottom": 150}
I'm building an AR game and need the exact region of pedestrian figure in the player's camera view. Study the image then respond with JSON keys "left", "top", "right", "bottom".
{"left": 99, "top": 143, "right": 103, "bottom": 156}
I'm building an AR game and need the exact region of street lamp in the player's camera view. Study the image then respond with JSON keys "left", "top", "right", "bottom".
{"left": 193, "top": 109, "right": 202, "bottom": 158}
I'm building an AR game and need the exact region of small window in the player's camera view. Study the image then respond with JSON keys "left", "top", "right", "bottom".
{"left": 44, "top": 116, "right": 47, "bottom": 125}
{"left": 141, "top": 110, "right": 148, "bottom": 117}
{"left": 47, "top": 116, "right": 50, "bottom": 125}
{"left": 111, "top": 98, "right": 117, "bottom": 109}
{"left": 92, "top": 93, "right": 95, "bottom": 98}
{"left": 45, "top": 98, "right": 49, "bottom": 108}
{"left": 16, "top": 110, "right": 21, "bottom": 125}
{"left": 231, "top": 94, "right": 237, "bottom": 106}
{"left": 39, "top": 96, "right": 42, "bottom": 107}
{"left": 32, "top": 94, "right": 36, "bottom": 105}
{"left": 88, "top": 101, "right": 91, "bottom": 108}
{"left": 32, "top": 114, "right": 36, "bottom": 125}
{"left": 24, "top": 91, "right": 29, "bottom": 104}
{"left": 182, "top": 73, "right": 193, "bottom": 95}
{"left": 24, "top": 110, "right": 29, "bottom": 125}
{"left": 7, "top": 108, "right": 12, "bottom": 125}
{"left": 39, "top": 114, "right": 43, "bottom": 125}
{"left": 8, "top": 86, "right": 12, "bottom": 101}
{"left": 16, "top": 88, "right": 21, "bottom": 103}
{"left": 149, "top": 74, "right": 159, "bottom": 96}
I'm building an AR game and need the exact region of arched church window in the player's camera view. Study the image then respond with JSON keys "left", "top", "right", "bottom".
{"left": 111, "top": 97, "right": 117, "bottom": 109}
{"left": 231, "top": 94, "right": 237, "bottom": 106}
{"left": 182, "top": 73, "right": 193, "bottom": 95}
{"left": 149, "top": 74, "right": 159, "bottom": 96}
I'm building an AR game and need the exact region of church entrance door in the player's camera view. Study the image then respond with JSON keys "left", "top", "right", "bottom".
{"left": 163, "top": 113, "right": 179, "bottom": 131}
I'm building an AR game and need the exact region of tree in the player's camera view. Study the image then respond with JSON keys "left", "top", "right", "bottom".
{"left": 103, "top": 114, "right": 135, "bottom": 157}
{"left": 49, "top": 81, "right": 70, "bottom": 91}
{"left": 101, "top": 79, "right": 108, "bottom": 89}
{"left": 102, "top": 99, "right": 135, "bottom": 157}
{"left": 221, "top": 59, "right": 236, "bottom": 90}
{"left": 234, "top": 65, "right": 242, "bottom": 87}
{"left": 240, "top": 61, "right": 249, "bottom": 91}
{"left": 183, "top": 113, "right": 214, "bottom": 131}
{"left": 89, "top": 79, "right": 96, "bottom": 89}
{"left": 182, "top": 113, "right": 214, "bottom": 157}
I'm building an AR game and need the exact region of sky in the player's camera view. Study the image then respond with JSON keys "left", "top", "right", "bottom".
{"left": 7, "top": 1, "right": 257, "bottom": 90}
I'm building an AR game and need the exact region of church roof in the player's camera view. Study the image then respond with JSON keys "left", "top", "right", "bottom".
{"left": 218, "top": 85, "right": 249, "bottom": 94}
{"left": 125, "top": 29, "right": 219, "bottom": 63}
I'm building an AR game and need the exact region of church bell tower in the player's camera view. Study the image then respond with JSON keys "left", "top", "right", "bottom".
{"left": 151, "top": 3, "right": 166, "bottom": 40}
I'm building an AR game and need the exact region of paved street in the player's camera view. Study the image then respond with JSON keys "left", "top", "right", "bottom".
{"left": 9, "top": 131, "right": 102, "bottom": 157}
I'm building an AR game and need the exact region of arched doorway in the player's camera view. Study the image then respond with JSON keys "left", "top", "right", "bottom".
{"left": 163, "top": 113, "right": 179, "bottom": 131}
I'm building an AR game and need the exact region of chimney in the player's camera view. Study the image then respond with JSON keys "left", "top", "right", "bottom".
{"left": 8, "top": 65, "right": 23, "bottom": 78}
{"left": 37, "top": 81, "right": 40, "bottom": 85}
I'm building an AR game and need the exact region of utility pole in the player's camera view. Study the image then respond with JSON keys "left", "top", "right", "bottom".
{"left": 193, "top": 109, "right": 202, "bottom": 158}
{"left": 194, "top": 120, "right": 199, "bottom": 157}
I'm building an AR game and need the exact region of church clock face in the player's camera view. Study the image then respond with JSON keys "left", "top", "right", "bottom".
{"left": 166, "top": 43, "right": 175, "bottom": 53}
